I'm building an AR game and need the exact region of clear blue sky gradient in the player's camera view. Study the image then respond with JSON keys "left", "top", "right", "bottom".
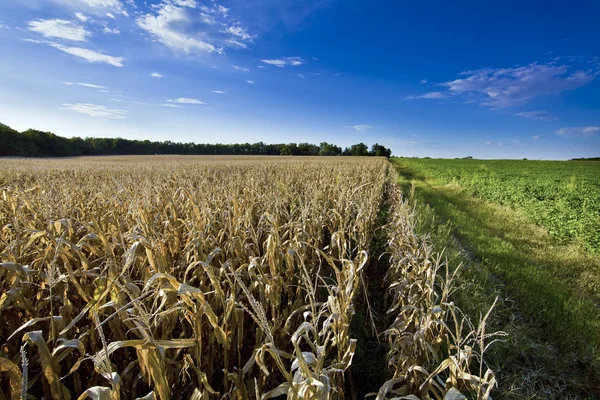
{"left": 1, "top": 0, "right": 599, "bottom": 159}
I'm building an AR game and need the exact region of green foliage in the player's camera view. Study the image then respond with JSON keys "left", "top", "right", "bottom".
{"left": 391, "top": 166, "right": 600, "bottom": 397}
{"left": 395, "top": 158, "right": 600, "bottom": 254}
{"left": 0, "top": 122, "right": 391, "bottom": 159}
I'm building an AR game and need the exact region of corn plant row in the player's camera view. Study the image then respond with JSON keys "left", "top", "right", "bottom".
{"left": 376, "top": 180, "right": 504, "bottom": 399}
{"left": 0, "top": 156, "right": 386, "bottom": 399}
{"left": 0, "top": 156, "right": 498, "bottom": 399}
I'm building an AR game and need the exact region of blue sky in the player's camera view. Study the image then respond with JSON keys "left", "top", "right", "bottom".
{"left": 0, "top": 0, "right": 599, "bottom": 159}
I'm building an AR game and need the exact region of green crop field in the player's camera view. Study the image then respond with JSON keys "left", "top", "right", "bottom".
{"left": 395, "top": 158, "right": 600, "bottom": 254}
{"left": 391, "top": 157, "right": 600, "bottom": 398}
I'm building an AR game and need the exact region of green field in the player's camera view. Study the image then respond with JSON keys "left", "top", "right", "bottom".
{"left": 396, "top": 158, "right": 600, "bottom": 254}
{"left": 392, "top": 157, "right": 600, "bottom": 398}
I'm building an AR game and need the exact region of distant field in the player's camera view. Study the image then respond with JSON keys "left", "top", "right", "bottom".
{"left": 396, "top": 158, "right": 600, "bottom": 254}
{"left": 0, "top": 156, "right": 496, "bottom": 399}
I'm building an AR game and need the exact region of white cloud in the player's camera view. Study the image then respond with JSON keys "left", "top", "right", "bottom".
{"left": 150, "top": 72, "right": 163, "bottom": 78}
{"left": 28, "top": 19, "right": 89, "bottom": 41}
{"left": 419, "top": 79, "right": 428, "bottom": 84}
{"left": 137, "top": 2, "right": 218, "bottom": 54}
{"left": 136, "top": 0, "right": 254, "bottom": 54}
{"left": 260, "top": 57, "right": 305, "bottom": 68}
{"left": 226, "top": 25, "right": 254, "bottom": 41}
{"left": 103, "top": 26, "right": 120, "bottom": 34}
{"left": 63, "top": 81, "right": 105, "bottom": 89}
{"left": 106, "top": 12, "right": 116, "bottom": 19}
{"left": 212, "top": 90, "right": 225, "bottom": 94}
{"left": 49, "top": 43, "right": 124, "bottom": 66}
{"left": 79, "top": 0, "right": 122, "bottom": 7}
{"left": 233, "top": 65, "right": 250, "bottom": 72}
{"left": 515, "top": 111, "right": 556, "bottom": 121}
{"left": 297, "top": 74, "right": 306, "bottom": 78}
{"left": 345, "top": 125, "right": 372, "bottom": 131}
{"left": 62, "top": 103, "right": 128, "bottom": 119}
{"left": 167, "top": 97, "right": 205, "bottom": 104}
{"left": 443, "top": 62, "right": 596, "bottom": 108}
{"left": 405, "top": 91, "right": 447, "bottom": 100}
{"left": 226, "top": 39, "right": 248, "bottom": 49}
{"left": 532, "top": 135, "right": 541, "bottom": 139}
{"left": 54, "top": 0, "right": 123, "bottom": 10}
{"left": 246, "top": 80, "right": 255, "bottom": 84}
{"left": 161, "top": 103, "right": 183, "bottom": 108}
{"left": 75, "top": 13, "right": 88, "bottom": 22}
{"left": 0, "top": 22, "right": 8, "bottom": 29}
{"left": 556, "top": 126, "right": 600, "bottom": 136}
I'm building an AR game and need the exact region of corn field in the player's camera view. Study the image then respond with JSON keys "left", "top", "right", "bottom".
{"left": 0, "top": 156, "right": 499, "bottom": 399}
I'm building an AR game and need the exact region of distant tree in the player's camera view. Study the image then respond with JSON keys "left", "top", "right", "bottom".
{"left": 370, "top": 143, "right": 392, "bottom": 158}
{"left": 347, "top": 143, "right": 369, "bottom": 156}
{"left": 0, "top": 121, "right": 395, "bottom": 159}
{"left": 319, "top": 142, "right": 342, "bottom": 156}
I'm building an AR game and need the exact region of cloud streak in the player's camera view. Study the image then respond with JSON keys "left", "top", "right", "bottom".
{"left": 260, "top": 57, "right": 305, "bottom": 67}
{"left": 62, "top": 103, "right": 128, "bottom": 119}
{"left": 167, "top": 97, "right": 206, "bottom": 105}
{"left": 63, "top": 82, "right": 106, "bottom": 89}
{"left": 556, "top": 126, "right": 600, "bottom": 136}
{"left": 515, "top": 111, "right": 556, "bottom": 121}
{"left": 405, "top": 91, "right": 447, "bottom": 100}
{"left": 28, "top": 19, "right": 90, "bottom": 41}
{"left": 50, "top": 43, "right": 124, "bottom": 66}
{"left": 345, "top": 125, "right": 372, "bottom": 131}
{"left": 444, "top": 62, "right": 596, "bottom": 108}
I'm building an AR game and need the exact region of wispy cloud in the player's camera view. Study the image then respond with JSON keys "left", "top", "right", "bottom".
{"left": 345, "top": 125, "right": 372, "bottom": 131}
{"left": 532, "top": 135, "right": 541, "bottom": 139}
{"left": 556, "top": 126, "right": 600, "bottom": 136}
{"left": 24, "top": 38, "right": 124, "bottom": 67}
{"left": 63, "top": 81, "right": 106, "bottom": 89}
{"left": 75, "top": 13, "right": 88, "bottom": 22}
{"left": 150, "top": 72, "right": 163, "bottom": 78}
{"left": 226, "top": 25, "right": 253, "bottom": 40}
{"left": 167, "top": 97, "right": 206, "bottom": 105}
{"left": 103, "top": 26, "right": 120, "bottom": 34}
{"left": 62, "top": 103, "right": 128, "bottom": 119}
{"left": 260, "top": 57, "right": 305, "bottom": 68}
{"left": 106, "top": 12, "right": 116, "bottom": 19}
{"left": 246, "top": 80, "right": 255, "bottom": 84}
{"left": 419, "top": 79, "right": 428, "bottom": 84}
{"left": 136, "top": 0, "right": 254, "bottom": 54}
{"left": 515, "top": 111, "right": 556, "bottom": 121}
{"left": 50, "top": 43, "right": 124, "bottom": 66}
{"left": 0, "top": 22, "right": 9, "bottom": 29}
{"left": 28, "top": 19, "right": 89, "bottom": 41}
{"left": 443, "top": 61, "right": 597, "bottom": 108}
{"left": 233, "top": 65, "right": 250, "bottom": 72}
{"left": 52, "top": 0, "right": 125, "bottom": 12}
{"left": 405, "top": 91, "right": 447, "bottom": 100}
{"left": 212, "top": 90, "right": 226, "bottom": 94}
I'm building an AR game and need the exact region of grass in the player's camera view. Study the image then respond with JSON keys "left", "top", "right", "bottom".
{"left": 391, "top": 158, "right": 600, "bottom": 398}
{"left": 395, "top": 158, "right": 600, "bottom": 254}
{"left": 0, "top": 155, "right": 496, "bottom": 400}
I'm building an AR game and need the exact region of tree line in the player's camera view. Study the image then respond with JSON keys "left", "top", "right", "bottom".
{"left": 0, "top": 123, "right": 392, "bottom": 158}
